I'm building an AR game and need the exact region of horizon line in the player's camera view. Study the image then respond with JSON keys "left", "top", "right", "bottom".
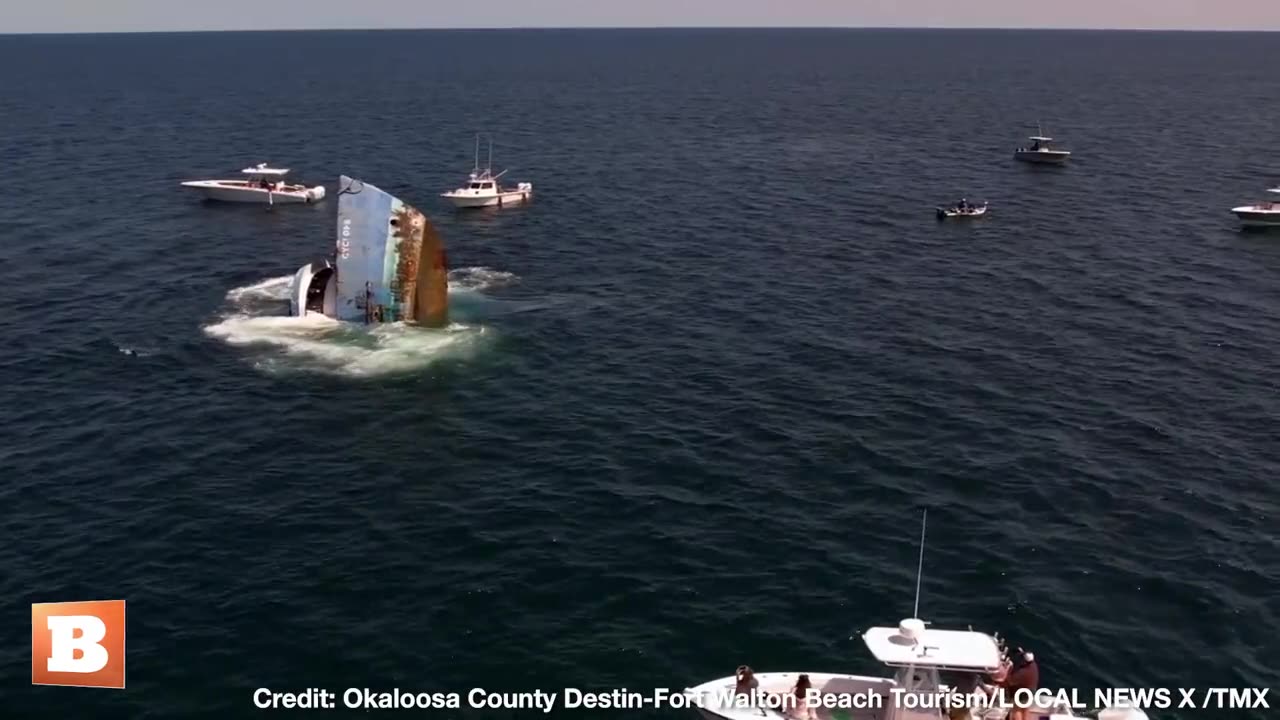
{"left": 2, "top": 25, "right": 1279, "bottom": 37}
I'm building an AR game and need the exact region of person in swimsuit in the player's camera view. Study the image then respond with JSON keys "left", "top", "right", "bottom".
{"left": 790, "top": 674, "right": 815, "bottom": 720}
{"left": 735, "top": 665, "right": 759, "bottom": 696}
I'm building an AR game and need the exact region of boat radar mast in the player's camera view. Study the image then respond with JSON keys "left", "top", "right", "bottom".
{"left": 897, "top": 508, "right": 930, "bottom": 654}
{"left": 469, "top": 132, "right": 497, "bottom": 180}
{"left": 913, "top": 508, "right": 927, "bottom": 619}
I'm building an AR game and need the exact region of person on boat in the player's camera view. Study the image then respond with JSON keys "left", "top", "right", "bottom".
{"left": 788, "top": 674, "right": 815, "bottom": 720}
{"left": 735, "top": 665, "right": 759, "bottom": 697}
{"left": 1030, "top": 140, "right": 1042, "bottom": 151}
{"left": 958, "top": 198, "right": 968, "bottom": 210}
{"left": 1001, "top": 650, "right": 1040, "bottom": 720}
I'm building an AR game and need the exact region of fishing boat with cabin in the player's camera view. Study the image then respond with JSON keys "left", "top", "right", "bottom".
{"left": 441, "top": 135, "right": 533, "bottom": 209}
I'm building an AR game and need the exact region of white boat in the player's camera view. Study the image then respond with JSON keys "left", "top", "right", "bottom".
{"left": 937, "top": 201, "right": 989, "bottom": 220}
{"left": 1230, "top": 187, "right": 1280, "bottom": 228}
{"left": 441, "top": 135, "right": 533, "bottom": 209}
{"left": 1014, "top": 126, "right": 1070, "bottom": 165}
{"left": 684, "top": 625, "right": 1147, "bottom": 720}
{"left": 181, "top": 163, "right": 326, "bottom": 204}
{"left": 684, "top": 513, "right": 1149, "bottom": 720}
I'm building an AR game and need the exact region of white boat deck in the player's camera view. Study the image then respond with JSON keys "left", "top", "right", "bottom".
{"left": 689, "top": 672, "right": 895, "bottom": 720}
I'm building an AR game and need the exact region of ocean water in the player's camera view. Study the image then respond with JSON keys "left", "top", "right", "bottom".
{"left": 1, "top": 28, "right": 1277, "bottom": 719}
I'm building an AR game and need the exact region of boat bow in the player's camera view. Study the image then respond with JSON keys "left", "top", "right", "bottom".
{"left": 290, "top": 176, "right": 447, "bottom": 325}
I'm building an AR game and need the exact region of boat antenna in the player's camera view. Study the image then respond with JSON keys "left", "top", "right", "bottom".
{"left": 487, "top": 136, "right": 493, "bottom": 173}
{"left": 913, "top": 508, "right": 927, "bottom": 618}
{"left": 473, "top": 133, "right": 480, "bottom": 174}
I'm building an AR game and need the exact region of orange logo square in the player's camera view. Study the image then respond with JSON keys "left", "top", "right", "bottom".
{"left": 32, "top": 600, "right": 126, "bottom": 688}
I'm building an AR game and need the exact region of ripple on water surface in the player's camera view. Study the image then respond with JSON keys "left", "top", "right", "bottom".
{"left": 202, "top": 267, "right": 517, "bottom": 378}
{"left": 1, "top": 29, "right": 1278, "bottom": 720}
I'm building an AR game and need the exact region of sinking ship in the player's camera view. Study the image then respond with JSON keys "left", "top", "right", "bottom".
{"left": 289, "top": 176, "right": 448, "bottom": 326}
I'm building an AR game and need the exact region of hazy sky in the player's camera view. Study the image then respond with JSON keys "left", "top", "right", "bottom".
{"left": 4, "top": 0, "right": 1279, "bottom": 33}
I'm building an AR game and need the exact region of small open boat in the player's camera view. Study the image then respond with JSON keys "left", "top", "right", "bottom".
{"left": 181, "top": 163, "right": 326, "bottom": 204}
{"left": 1230, "top": 186, "right": 1280, "bottom": 229}
{"left": 1014, "top": 124, "right": 1070, "bottom": 165}
{"left": 936, "top": 200, "right": 988, "bottom": 220}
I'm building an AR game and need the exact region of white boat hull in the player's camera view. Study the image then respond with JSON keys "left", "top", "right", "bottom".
{"left": 1232, "top": 206, "right": 1280, "bottom": 228}
{"left": 181, "top": 181, "right": 325, "bottom": 204}
{"left": 442, "top": 184, "right": 533, "bottom": 209}
{"left": 937, "top": 205, "right": 988, "bottom": 219}
{"left": 1014, "top": 150, "right": 1070, "bottom": 164}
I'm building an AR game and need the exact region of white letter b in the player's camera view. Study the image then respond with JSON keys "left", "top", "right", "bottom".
{"left": 47, "top": 615, "right": 109, "bottom": 673}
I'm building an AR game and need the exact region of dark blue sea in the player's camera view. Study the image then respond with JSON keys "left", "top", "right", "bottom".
{"left": 1, "top": 28, "right": 1277, "bottom": 719}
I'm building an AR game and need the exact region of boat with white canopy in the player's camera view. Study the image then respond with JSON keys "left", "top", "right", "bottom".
{"left": 1013, "top": 126, "right": 1071, "bottom": 165}
{"left": 441, "top": 135, "right": 533, "bottom": 209}
{"left": 181, "top": 163, "right": 326, "bottom": 204}
{"left": 1230, "top": 187, "right": 1280, "bottom": 228}
{"left": 683, "top": 512, "right": 1150, "bottom": 720}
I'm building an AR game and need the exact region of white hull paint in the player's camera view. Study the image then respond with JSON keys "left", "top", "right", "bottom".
{"left": 442, "top": 188, "right": 533, "bottom": 209}
{"left": 937, "top": 205, "right": 988, "bottom": 219}
{"left": 181, "top": 181, "right": 325, "bottom": 204}
{"left": 1014, "top": 150, "right": 1070, "bottom": 164}
{"left": 1232, "top": 205, "right": 1280, "bottom": 228}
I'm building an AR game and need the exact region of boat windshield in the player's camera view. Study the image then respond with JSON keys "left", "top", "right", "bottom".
{"left": 940, "top": 670, "right": 984, "bottom": 694}
{"left": 468, "top": 182, "right": 495, "bottom": 190}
